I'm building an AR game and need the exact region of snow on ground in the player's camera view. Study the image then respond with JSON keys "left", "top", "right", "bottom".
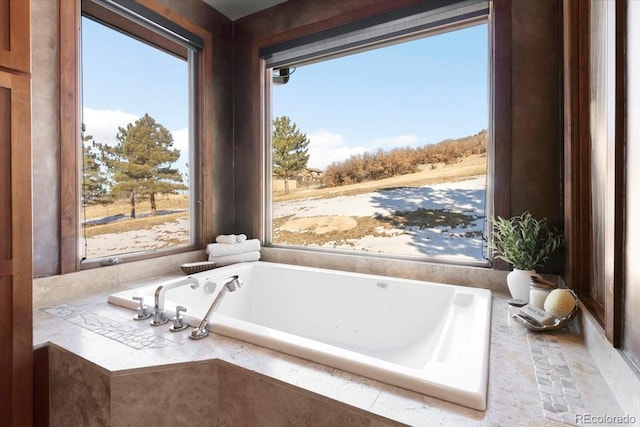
{"left": 273, "top": 176, "right": 488, "bottom": 262}
{"left": 84, "top": 216, "right": 189, "bottom": 259}
{"left": 84, "top": 177, "right": 488, "bottom": 262}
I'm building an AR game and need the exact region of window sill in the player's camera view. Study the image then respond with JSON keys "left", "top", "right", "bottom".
{"left": 260, "top": 246, "right": 506, "bottom": 293}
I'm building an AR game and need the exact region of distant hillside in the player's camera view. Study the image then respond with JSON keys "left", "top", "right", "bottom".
{"left": 322, "top": 130, "right": 487, "bottom": 187}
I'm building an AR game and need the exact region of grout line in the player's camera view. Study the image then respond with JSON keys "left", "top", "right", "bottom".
{"left": 40, "top": 304, "right": 181, "bottom": 350}
{"left": 526, "top": 334, "right": 593, "bottom": 426}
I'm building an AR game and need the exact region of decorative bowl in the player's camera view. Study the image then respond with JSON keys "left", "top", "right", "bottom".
{"left": 511, "top": 290, "right": 579, "bottom": 332}
{"left": 180, "top": 261, "right": 216, "bottom": 275}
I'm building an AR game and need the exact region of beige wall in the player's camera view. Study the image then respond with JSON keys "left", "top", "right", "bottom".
{"left": 32, "top": 0, "right": 61, "bottom": 276}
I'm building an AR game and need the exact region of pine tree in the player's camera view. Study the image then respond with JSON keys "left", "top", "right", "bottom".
{"left": 81, "top": 124, "right": 111, "bottom": 206}
{"left": 98, "top": 114, "right": 186, "bottom": 218}
{"left": 272, "top": 116, "right": 310, "bottom": 194}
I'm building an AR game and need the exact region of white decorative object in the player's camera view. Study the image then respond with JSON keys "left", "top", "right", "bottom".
{"left": 544, "top": 289, "right": 578, "bottom": 318}
{"left": 507, "top": 269, "right": 540, "bottom": 302}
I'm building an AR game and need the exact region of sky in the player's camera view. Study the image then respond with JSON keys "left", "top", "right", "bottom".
{"left": 81, "top": 17, "right": 488, "bottom": 173}
{"left": 81, "top": 17, "right": 190, "bottom": 174}
{"left": 273, "top": 23, "right": 488, "bottom": 169}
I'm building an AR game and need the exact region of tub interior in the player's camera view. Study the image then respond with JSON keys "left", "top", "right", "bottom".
{"left": 108, "top": 261, "right": 492, "bottom": 410}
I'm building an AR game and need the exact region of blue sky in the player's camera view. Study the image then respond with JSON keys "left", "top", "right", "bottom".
{"left": 82, "top": 17, "right": 488, "bottom": 173}
{"left": 273, "top": 23, "right": 488, "bottom": 169}
{"left": 81, "top": 17, "right": 189, "bottom": 173}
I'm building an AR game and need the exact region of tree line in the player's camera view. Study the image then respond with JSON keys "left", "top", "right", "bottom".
{"left": 82, "top": 114, "right": 186, "bottom": 218}
{"left": 321, "top": 130, "right": 487, "bottom": 188}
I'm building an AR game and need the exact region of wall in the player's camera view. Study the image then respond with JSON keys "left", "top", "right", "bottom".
{"left": 232, "top": 0, "right": 563, "bottom": 276}
{"left": 509, "top": 0, "right": 563, "bottom": 225}
{"left": 44, "top": 345, "right": 399, "bottom": 426}
{"left": 31, "top": 0, "right": 234, "bottom": 277}
{"left": 32, "top": 0, "right": 60, "bottom": 276}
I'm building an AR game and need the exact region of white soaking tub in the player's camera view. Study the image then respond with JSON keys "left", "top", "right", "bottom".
{"left": 108, "top": 261, "right": 492, "bottom": 410}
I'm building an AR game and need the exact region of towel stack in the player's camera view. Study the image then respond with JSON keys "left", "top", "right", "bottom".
{"left": 206, "top": 235, "right": 260, "bottom": 266}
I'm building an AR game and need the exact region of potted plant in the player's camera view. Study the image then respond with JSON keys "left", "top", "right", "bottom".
{"left": 489, "top": 211, "right": 564, "bottom": 301}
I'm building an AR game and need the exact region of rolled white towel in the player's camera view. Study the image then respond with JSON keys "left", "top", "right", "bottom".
{"left": 216, "top": 234, "right": 237, "bottom": 244}
{"left": 209, "top": 251, "right": 260, "bottom": 266}
{"left": 215, "top": 233, "right": 249, "bottom": 244}
{"left": 206, "top": 239, "right": 260, "bottom": 257}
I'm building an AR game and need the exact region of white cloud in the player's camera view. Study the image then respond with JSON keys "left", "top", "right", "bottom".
{"left": 83, "top": 108, "right": 189, "bottom": 175}
{"left": 170, "top": 128, "right": 189, "bottom": 175}
{"left": 307, "top": 130, "right": 369, "bottom": 170}
{"left": 82, "top": 107, "right": 139, "bottom": 146}
{"left": 368, "top": 134, "right": 419, "bottom": 149}
{"left": 171, "top": 127, "right": 189, "bottom": 154}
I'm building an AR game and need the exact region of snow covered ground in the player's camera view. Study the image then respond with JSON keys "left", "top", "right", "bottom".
{"left": 84, "top": 176, "right": 488, "bottom": 263}
{"left": 273, "top": 176, "right": 488, "bottom": 262}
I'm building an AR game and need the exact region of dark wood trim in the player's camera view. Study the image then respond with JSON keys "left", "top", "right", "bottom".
{"left": 59, "top": 0, "right": 81, "bottom": 274}
{"left": 491, "top": 0, "right": 511, "bottom": 222}
{"left": 562, "top": 0, "right": 596, "bottom": 317}
{"left": 82, "top": 0, "right": 187, "bottom": 60}
{"left": 608, "top": 0, "right": 626, "bottom": 345}
{"left": 563, "top": 0, "right": 625, "bottom": 345}
{"left": 60, "top": 0, "right": 215, "bottom": 272}
{"left": 562, "top": 0, "right": 590, "bottom": 297}
{"left": 490, "top": 0, "right": 512, "bottom": 270}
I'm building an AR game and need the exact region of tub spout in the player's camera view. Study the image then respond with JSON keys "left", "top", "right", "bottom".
{"left": 190, "top": 275, "right": 242, "bottom": 340}
{"left": 150, "top": 276, "right": 200, "bottom": 326}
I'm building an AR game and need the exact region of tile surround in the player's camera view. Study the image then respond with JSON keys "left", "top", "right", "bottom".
{"left": 41, "top": 304, "right": 180, "bottom": 349}
{"left": 33, "top": 268, "right": 632, "bottom": 426}
{"left": 527, "top": 334, "right": 588, "bottom": 425}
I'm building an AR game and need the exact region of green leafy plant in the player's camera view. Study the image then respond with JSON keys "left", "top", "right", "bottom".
{"left": 489, "top": 211, "right": 564, "bottom": 270}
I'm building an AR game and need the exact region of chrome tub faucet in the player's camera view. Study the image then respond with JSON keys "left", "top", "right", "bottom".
{"left": 190, "top": 275, "right": 242, "bottom": 340}
{"left": 150, "top": 276, "right": 200, "bottom": 326}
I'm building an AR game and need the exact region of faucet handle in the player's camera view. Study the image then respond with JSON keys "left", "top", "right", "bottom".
{"left": 169, "top": 306, "right": 189, "bottom": 332}
{"left": 132, "top": 296, "right": 152, "bottom": 321}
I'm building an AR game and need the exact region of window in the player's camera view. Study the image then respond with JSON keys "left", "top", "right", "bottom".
{"left": 78, "top": 0, "right": 201, "bottom": 263}
{"left": 264, "top": 2, "right": 490, "bottom": 264}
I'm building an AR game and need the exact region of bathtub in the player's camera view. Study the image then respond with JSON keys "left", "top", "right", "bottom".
{"left": 108, "top": 261, "right": 492, "bottom": 410}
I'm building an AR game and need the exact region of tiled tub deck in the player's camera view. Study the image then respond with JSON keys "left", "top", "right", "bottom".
{"left": 34, "top": 279, "right": 626, "bottom": 426}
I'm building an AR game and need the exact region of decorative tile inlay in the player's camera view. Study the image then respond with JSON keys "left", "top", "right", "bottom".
{"left": 527, "top": 334, "right": 590, "bottom": 426}
{"left": 41, "top": 304, "right": 180, "bottom": 349}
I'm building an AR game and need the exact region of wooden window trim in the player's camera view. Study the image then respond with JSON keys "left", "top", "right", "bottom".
{"left": 258, "top": 2, "right": 509, "bottom": 263}
{"left": 491, "top": 0, "right": 512, "bottom": 228}
{"left": 562, "top": 0, "right": 625, "bottom": 345}
{"left": 59, "top": 0, "right": 213, "bottom": 273}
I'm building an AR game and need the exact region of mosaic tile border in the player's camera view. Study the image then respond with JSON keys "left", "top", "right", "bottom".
{"left": 41, "top": 304, "right": 180, "bottom": 350}
{"left": 527, "top": 334, "right": 590, "bottom": 426}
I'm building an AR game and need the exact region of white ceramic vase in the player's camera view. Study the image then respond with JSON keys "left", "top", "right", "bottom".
{"left": 507, "top": 269, "right": 541, "bottom": 302}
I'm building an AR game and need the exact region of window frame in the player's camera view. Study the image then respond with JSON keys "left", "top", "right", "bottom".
{"left": 563, "top": 0, "right": 625, "bottom": 345}
{"left": 261, "top": 7, "right": 495, "bottom": 267}
{"left": 60, "top": 0, "right": 213, "bottom": 273}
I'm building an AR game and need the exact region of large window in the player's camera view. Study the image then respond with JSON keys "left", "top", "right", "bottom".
{"left": 79, "top": 1, "right": 199, "bottom": 263}
{"left": 266, "top": 6, "right": 489, "bottom": 264}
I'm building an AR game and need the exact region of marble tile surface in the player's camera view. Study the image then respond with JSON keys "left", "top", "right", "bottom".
{"left": 110, "top": 361, "right": 220, "bottom": 426}
{"left": 218, "top": 361, "right": 400, "bottom": 427}
{"left": 34, "top": 276, "right": 627, "bottom": 426}
{"left": 49, "top": 345, "right": 111, "bottom": 427}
